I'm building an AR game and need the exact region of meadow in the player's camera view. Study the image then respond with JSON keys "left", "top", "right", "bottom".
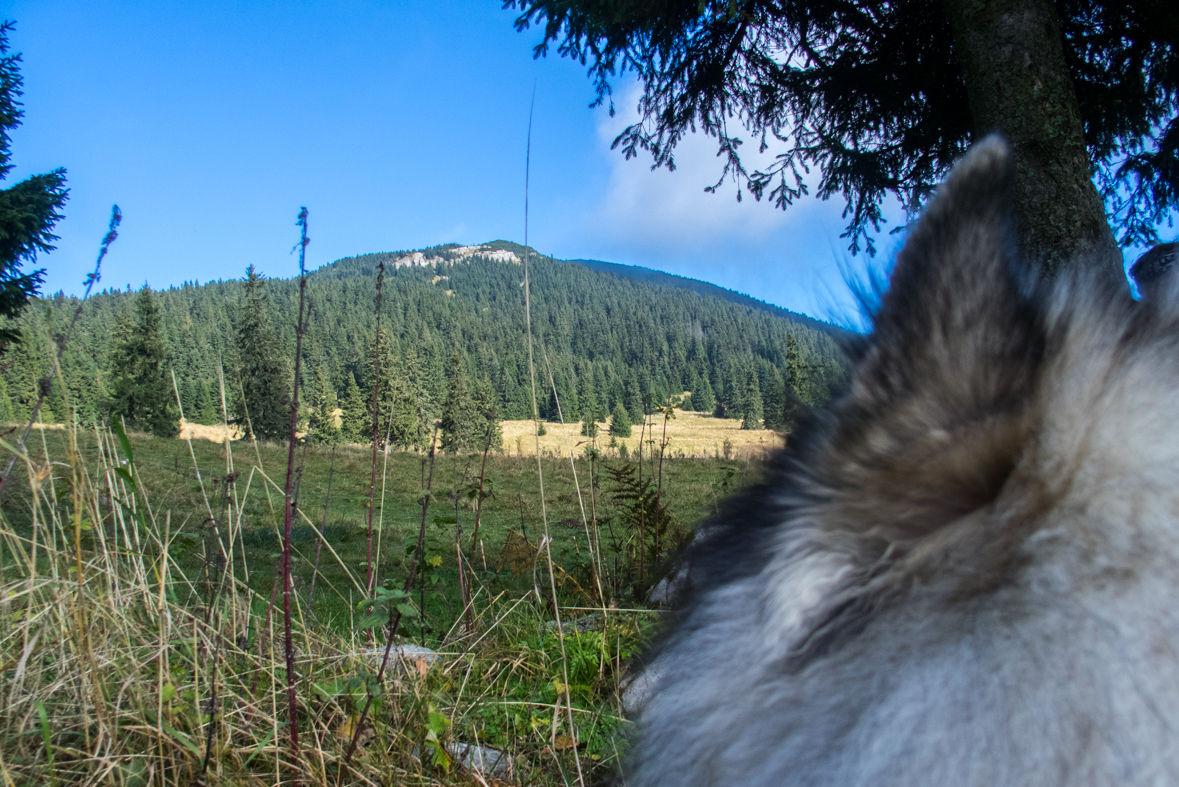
{"left": 0, "top": 418, "right": 766, "bottom": 786}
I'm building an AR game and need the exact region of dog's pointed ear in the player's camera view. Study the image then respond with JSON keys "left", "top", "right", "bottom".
{"left": 850, "top": 136, "right": 1038, "bottom": 424}
{"left": 820, "top": 138, "right": 1045, "bottom": 539}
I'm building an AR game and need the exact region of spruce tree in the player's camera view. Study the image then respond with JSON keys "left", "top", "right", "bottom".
{"left": 472, "top": 376, "right": 504, "bottom": 452}
{"left": 609, "top": 401, "right": 632, "bottom": 438}
{"left": 108, "top": 287, "right": 177, "bottom": 437}
{"left": 0, "top": 375, "right": 12, "bottom": 422}
{"left": 340, "top": 371, "right": 368, "bottom": 442}
{"left": 191, "top": 378, "right": 219, "bottom": 425}
{"left": 580, "top": 388, "right": 601, "bottom": 438}
{"left": 695, "top": 373, "right": 716, "bottom": 415}
{"left": 761, "top": 366, "right": 785, "bottom": 431}
{"left": 782, "top": 334, "right": 810, "bottom": 433}
{"left": 440, "top": 349, "right": 479, "bottom": 453}
{"left": 0, "top": 24, "right": 68, "bottom": 352}
{"left": 740, "top": 362, "right": 764, "bottom": 430}
{"left": 506, "top": 0, "right": 1179, "bottom": 277}
{"left": 307, "top": 367, "right": 339, "bottom": 443}
{"left": 400, "top": 346, "right": 432, "bottom": 449}
{"left": 235, "top": 266, "right": 289, "bottom": 441}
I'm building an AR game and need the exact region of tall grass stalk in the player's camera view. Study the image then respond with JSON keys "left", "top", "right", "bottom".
{"left": 371, "top": 391, "right": 398, "bottom": 595}
{"left": 462, "top": 423, "right": 495, "bottom": 633}
{"left": 280, "top": 206, "right": 311, "bottom": 775}
{"left": 216, "top": 359, "right": 247, "bottom": 587}
{"left": 364, "top": 262, "right": 386, "bottom": 598}
{"left": 540, "top": 345, "right": 607, "bottom": 608}
{"left": 521, "top": 91, "right": 586, "bottom": 786}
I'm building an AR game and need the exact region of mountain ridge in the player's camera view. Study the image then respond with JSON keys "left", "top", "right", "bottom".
{"left": 311, "top": 240, "right": 836, "bottom": 333}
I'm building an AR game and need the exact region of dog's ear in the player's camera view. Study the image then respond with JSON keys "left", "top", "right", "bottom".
{"left": 858, "top": 136, "right": 1035, "bottom": 420}
{"left": 819, "top": 137, "right": 1044, "bottom": 539}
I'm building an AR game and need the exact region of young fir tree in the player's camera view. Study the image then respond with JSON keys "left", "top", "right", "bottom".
{"left": 307, "top": 367, "right": 339, "bottom": 444}
{"left": 340, "top": 371, "right": 368, "bottom": 443}
{"left": 761, "top": 365, "right": 786, "bottom": 432}
{"left": 694, "top": 372, "right": 716, "bottom": 415}
{"left": 400, "top": 345, "right": 432, "bottom": 449}
{"left": 235, "top": 266, "right": 289, "bottom": 441}
{"left": 381, "top": 373, "right": 416, "bottom": 449}
{"left": 7, "top": 320, "right": 48, "bottom": 421}
{"left": 190, "top": 378, "right": 219, "bottom": 425}
{"left": 740, "top": 362, "right": 764, "bottom": 430}
{"left": 108, "top": 287, "right": 177, "bottom": 437}
{"left": 472, "top": 376, "right": 504, "bottom": 452}
{"left": 440, "top": 349, "right": 480, "bottom": 453}
{"left": 781, "top": 333, "right": 811, "bottom": 433}
{"left": 580, "top": 388, "right": 601, "bottom": 438}
{"left": 0, "top": 375, "right": 12, "bottom": 423}
{"left": 609, "top": 401, "right": 633, "bottom": 438}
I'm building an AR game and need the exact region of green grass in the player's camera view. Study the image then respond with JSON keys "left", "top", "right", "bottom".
{"left": 0, "top": 424, "right": 761, "bottom": 786}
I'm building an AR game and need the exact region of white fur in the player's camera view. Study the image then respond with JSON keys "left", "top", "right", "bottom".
{"left": 628, "top": 138, "right": 1179, "bottom": 786}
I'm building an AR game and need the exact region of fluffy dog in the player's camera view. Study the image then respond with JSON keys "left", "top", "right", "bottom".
{"left": 627, "top": 137, "right": 1179, "bottom": 786}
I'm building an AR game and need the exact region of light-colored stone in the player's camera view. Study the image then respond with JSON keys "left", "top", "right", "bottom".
{"left": 412, "top": 742, "right": 513, "bottom": 780}
{"left": 620, "top": 667, "right": 659, "bottom": 717}
{"left": 358, "top": 644, "right": 441, "bottom": 670}
{"left": 544, "top": 613, "right": 603, "bottom": 634}
{"left": 394, "top": 244, "right": 520, "bottom": 269}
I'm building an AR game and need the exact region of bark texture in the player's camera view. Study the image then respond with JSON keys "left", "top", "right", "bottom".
{"left": 944, "top": 0, "right": 1121, "bottom": 281}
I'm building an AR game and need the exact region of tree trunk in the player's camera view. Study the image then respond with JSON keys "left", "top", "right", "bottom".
{"left": 943, "top": 0, "right": 1121, "bottom": 282}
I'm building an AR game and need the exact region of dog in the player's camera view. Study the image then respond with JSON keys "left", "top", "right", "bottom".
{"left": 626, "top": 136, "right": 1179, "bottom": 785}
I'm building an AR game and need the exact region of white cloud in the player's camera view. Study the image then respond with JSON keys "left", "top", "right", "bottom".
{"left": 569, "top": 81, "right": 901, "bottom": 321}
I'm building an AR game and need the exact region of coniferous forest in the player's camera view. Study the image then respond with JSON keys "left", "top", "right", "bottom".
{"left": 0, "top": 240, "right": 849, "bottom": 442}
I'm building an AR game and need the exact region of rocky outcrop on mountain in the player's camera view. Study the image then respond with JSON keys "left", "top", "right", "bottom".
{"left": 394, "top": 244, "right": 519, "bottom": 269}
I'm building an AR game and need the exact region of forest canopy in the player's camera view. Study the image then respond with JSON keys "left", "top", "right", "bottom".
{"left": 0, "top": 246, "right": 848, "bottom": 440}
{"left": 505, "top": 0, "right": 1177, "bottom": 276}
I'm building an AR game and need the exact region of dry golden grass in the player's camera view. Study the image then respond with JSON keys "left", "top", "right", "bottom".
{"left": 500, "top": 410, "right": 785, "bottom": 460}
{"left": 0, "top": 421, "right": 639, "bottom": 786}
{"left": 179, "top": 418, "right": 244, "bottom": 442}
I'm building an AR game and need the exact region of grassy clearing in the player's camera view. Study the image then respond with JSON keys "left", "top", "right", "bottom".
{"left": 501, "top": 412, "right": 786, "bottom": 460}
{"left": 0, "top": 422, "right": 762, "bottom": 785}
{"left": 181, "top": 412, "right": 788, "bottom": 462}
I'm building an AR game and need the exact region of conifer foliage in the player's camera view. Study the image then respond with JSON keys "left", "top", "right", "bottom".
{"left": 739, "top": 362, "right": 764, "bottom": 430}
{"left": 108, "top": 287, "right": 177, "bottom": 437}
{"left": 609, "top": 401, "right": 632, "bottom": 437}
{"left": 340, "top": 372, "right": 368, "bottom": 443}
{"left": 0, "top": 23, "right": 67, "bottom": 352}
{"left": 779, "top": 333, "right": 814, "bottom": 433}
{"left": 307, "top": 367, "right": 339, "bottom": 443}
{"left": 235, "top": 265, "right": 290, "bottom": 441}
{"left": 441, "top": 350, "right": 502, "bottom": 453}
{"left": 0, "top": 246, "right": 848, "bottom": 437}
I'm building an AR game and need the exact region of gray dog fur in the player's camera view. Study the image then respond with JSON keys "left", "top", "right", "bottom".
{"left": 628, "top": 136, "right": 1179, "bottom": 786}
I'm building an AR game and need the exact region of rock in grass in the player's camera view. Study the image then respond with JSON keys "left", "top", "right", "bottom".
{"left": 412, "top": 741, "right": 513, "bottom": 780}
{"left": 620, "top": 667, "right": 659, "bottom": 717}
{"left": 358, "top": 644, "right": 441, "bottom": 671}
{"left": 544, "top": 613, "right": 603, "bottom": 634}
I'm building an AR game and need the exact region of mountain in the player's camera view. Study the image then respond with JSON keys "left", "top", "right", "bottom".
{"left": 319, "top": 241, "right": 836, "bottom": 336}
{"left": 565, "top": 258, "right": 835, "bottom": 335}
{"left": 0, "top": 241, "right": 850, "bottom": 439}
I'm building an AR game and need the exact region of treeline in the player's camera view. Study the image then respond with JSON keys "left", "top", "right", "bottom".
{"left": 0, "top": 242, "right": 850, "bottom": 446}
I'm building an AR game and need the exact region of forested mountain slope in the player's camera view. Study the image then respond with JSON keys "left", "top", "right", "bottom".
{"left": 0, "top": 243, "right": 849, "bottom": 440}
{"left": 567, "top": 257, "right": 834, "bottom": 334}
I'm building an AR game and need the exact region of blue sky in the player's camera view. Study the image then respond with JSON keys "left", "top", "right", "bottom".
{"left": 2, "top": 1, "right": 1168, "bottom": 323}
